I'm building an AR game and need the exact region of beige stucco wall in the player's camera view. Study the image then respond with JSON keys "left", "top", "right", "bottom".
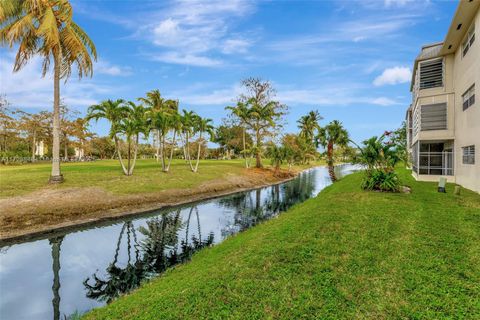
{"left": 411, "top": 54, "right": 456, "bottom": 144}
{"left": 452, "top": 9, "right": 480, "bottom": 193}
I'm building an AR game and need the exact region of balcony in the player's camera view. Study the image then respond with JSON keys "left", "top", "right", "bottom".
{"left": 412, "top": 141, "right": 454, "bottom": 176}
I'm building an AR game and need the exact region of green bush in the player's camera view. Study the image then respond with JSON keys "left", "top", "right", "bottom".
{"left": 361, "top": 169, "right": 400, "bottom": 192}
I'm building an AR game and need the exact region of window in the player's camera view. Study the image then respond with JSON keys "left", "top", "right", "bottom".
{"left": 462, "top": 84, "right": 475, "bottom": 111}
{"left": 462, "top": 145, "right": 475, "bottom": 165}
{"left": 462, "top": 24, "right": 475, "bottom": 57}
{"left": 421, "top": 103, "right": 447, "bottom": 131}
{"left": 419, "top": 58, "right": 443, "bottom": 89}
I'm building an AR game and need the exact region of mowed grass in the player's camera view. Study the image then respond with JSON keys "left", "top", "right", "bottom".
{"left": 0, "top": 159, "right": 322, "bottom": 198}
{"left": 84, "top": 168, "right": 480, "bottom": 319}
{"left": 0, "top": 159, "right": 248, "bottom": 198}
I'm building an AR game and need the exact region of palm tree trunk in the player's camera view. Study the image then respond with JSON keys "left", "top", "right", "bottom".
{"left": 127, "top": 137, "right": 131, "bottom": 176}
{"left": 129, "top": 134, "right": 139, "bottom": 175}
{"left": 161, "top": 133, "right": 166, "bottom": 171}
{"left": 49, "top": 52, "right": 63, "bottom": 183}
{"left": 64, "top": 135, "right": 68, "bottom": 161}
{"left": 242, "top": 126, "right": 249, "bottom": 168}
{"left": 49, "top": 236, "right": 64, "bottom": 320}
{"left": 327, "top": 141, "right": 337, "bottom": 182}
{"left": 255, "top": 128, "right": 262, "bottom": 168}
{"left": 193, "top": 133, "right": 202, "bottom": 172}
{"left": 186, "top": 133, "right": 194, "bottom": 171}
{"left": 166, "top": 130, "right": 176, "bottom": 172}
{"left": 31, "top": 131, "right": 36, "bottom": 162}
{"left": 155, "top": 130, "right": 161, "bottom": 162}
{"left": 114, "top": 136, "right": 128, "bottom": 175}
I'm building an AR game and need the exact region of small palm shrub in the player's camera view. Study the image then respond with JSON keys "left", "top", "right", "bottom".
{"left": 361, "top": 169, "right": 399, "bottom": 192}
{"left": 355, "top": 133, "right": 401, "bottom": 192}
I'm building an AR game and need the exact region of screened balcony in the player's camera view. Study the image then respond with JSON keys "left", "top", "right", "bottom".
{"left": 412, "top": 141, "right": 454, "bottom": 176}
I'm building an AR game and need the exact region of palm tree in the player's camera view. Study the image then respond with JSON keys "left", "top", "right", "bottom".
{"left": 139, "top": 90, "right": 177, "bottom": 164}
{"left": 317, "top": 120, "right": 349, "bottom": 182}
{"left": 180, "top": 110, "right": 197, "bottom": 171}
{"left": 1, "top": 0, "right": 97, "bottom": 183}
{"left": 165, "top": 112, "right": 182, "bottom": 172}
{"left": 298, "top": 110, "right": 322, "bottom": 145}
{"left": 115, "top": 102, "right": 147, "bottom": 176}
{"left": 246, "top": 98, "right": 278, "bottom": 168}
{"left": 226, "top": 102, "right": 252, "bottom": 168}
{"left": 86, "top": 99, "right": 129, "bottom": 172}
{"left": 192, "top": 117, "right": 214, "bottom": 173}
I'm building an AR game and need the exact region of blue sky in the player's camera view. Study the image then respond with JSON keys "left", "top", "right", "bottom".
{"left": 0, "top": 0, "right": 458, "bottom": 144}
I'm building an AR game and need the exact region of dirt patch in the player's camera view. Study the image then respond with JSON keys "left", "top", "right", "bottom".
{"left": 0, "top": 168, "right": 297, "bottom": 242}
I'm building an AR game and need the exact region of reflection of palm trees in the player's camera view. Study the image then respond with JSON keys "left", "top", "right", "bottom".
{"left": 219, "top": 170, "right": 317, "bottom": 236}
{"left": 83, "top": 222, "right": 143, "bottom": 303}
{"left": 49, "top": 236, "right": 64, "bottom": 320}
{"left": 84, "top": 208, "right": 214, "bottom": 304}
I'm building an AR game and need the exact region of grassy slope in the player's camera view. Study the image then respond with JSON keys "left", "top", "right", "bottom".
{"left": 0, "top": 159, "right": 320, "bottom": 198}
{"left": 84, "top": 168, "right": 480, "bottom": 320}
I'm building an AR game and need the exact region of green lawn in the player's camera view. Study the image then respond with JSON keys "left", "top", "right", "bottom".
{"left": 1, "top": 159, "right": 316, "bottom": 198}
{"left": 84, "top": 168, "right": 480, "bottom": 319}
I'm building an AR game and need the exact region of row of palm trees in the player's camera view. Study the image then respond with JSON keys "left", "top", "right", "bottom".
{"left": 86, "top": 91, "right": 214, "bottom": 176}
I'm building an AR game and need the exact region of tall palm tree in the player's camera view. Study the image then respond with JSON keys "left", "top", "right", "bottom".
{"left": 1, "top": 0, "right": 97, "bottom": 183}
{"left": 226, "top": 101, "right": 252, "bottom": 168}
{"left": 192, "top": 117, "right": 214, "bottom": 173}
{"left": 86, "top": 99, "right": 129, "bottom": 172}
{"left": 317, "top": 120, "right": 349, "bottom": 182}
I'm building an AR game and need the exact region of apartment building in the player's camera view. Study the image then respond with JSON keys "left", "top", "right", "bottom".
{"left": 406, "top": 0, "right": 480, "bottom": 193}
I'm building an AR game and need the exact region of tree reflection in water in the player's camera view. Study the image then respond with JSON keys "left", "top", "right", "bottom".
{"left": 83, "top": 207, "right": 214, "bottom": 304}
{"left": 219, "top": 171, "right": 316, "bottom": 237}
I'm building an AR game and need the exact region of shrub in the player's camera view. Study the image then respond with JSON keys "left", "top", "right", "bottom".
{"left": 361, "top": 169, "right": 400, "bottom": 192}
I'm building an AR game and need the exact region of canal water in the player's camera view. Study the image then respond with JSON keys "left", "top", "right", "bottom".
{"left": 0, "top": 164, "right": 359, "bottom": 320}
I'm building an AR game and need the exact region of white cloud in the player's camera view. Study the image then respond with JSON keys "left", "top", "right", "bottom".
{"left": 384, "top": 0, "right": 415, "bottom": 7}
{"left": 221, "top": 39, "right": 251, "bottom": 54}
{"left": 173, "top": 82, "right": 403, "bottom": 107}
{"left": 370, "top": 97, "right": 400, "bottom": 106}
{"left": 95, "top": 60, "right": 133, "bottom": 76}
{"left": 373, "top": 66, "right": 411, "bottom": 86}
{"left": 152, "top": 52, "right": 222, "bottom": 67}
{"left": 142, "top": 0, "right": 255, "bottom": 66}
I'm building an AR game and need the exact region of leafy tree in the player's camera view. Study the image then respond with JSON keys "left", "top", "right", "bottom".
{"left": 238, "top": 78, "right": 287, "bottom": 168}
{"left": 214, "top": 124, "right": 253, "bottom": 159}
{"left": 1, "top": 0, "right": 97, "bottom": 183}
{"left": 18, "top": 110, "right": 50, "bottom": 161}
{"left": 388, "top": 122, "right": 408, "bottom": 166}
{"left": 317, "top": 120, "right": 349, "bottom": 182}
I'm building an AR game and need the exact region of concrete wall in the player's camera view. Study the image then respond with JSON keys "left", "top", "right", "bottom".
{"left": 452, "top": 9, "right": 480, "bottom": 193}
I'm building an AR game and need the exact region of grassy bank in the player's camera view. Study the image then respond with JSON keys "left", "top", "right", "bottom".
{"left": 85, "top": 168, "right": 480, "bottom": 319}
{"left": 0, "top": 159, "right": 322, "bottom": 240}
{"left": 0, "top": 159, "right": 319, "bottom": 198}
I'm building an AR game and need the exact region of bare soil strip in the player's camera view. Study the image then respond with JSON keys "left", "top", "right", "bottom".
{"left": 0, "top": 168, "right": 297, "bottom": 244}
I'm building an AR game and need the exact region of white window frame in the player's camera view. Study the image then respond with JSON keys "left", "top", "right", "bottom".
{"left": 462, "top": 84, "right": 475, "bottom": 111}
{"left": 462, "top": 145, "right": 475, "bottom": 165}
{"left": 462, "top": 24, "right": 475, "bottom": 57}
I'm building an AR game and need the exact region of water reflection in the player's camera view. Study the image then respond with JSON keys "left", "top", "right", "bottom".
{"left": 0, "top": 165, "right": 359, "bottom": 320}
{"left": 83, "top": 209, "right": 214, "bottom": 304}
